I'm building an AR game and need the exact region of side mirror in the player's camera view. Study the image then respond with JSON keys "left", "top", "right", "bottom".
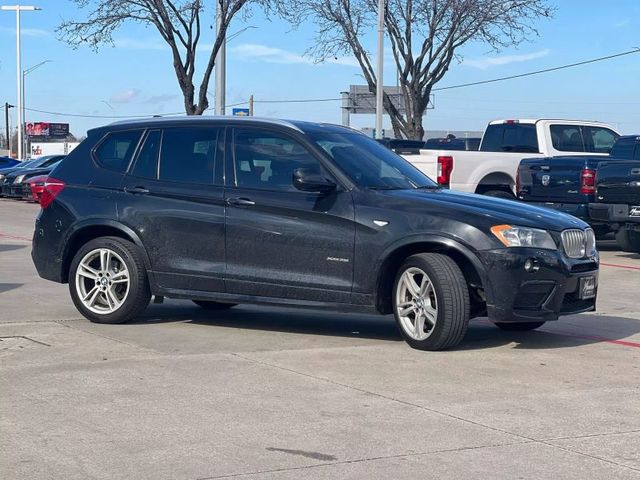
{"left": 292, "top": 168, "right": 337, "bottom": 193}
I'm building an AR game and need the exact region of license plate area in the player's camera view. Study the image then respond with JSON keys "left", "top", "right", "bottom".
{"left": 579, "top": 275, "right": 597, "bottom": 300}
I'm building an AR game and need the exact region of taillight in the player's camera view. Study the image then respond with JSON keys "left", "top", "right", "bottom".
{"left": 39, "top": 177, "right": 65, "bottom": 209}
{"left": 516, "top": 169, "right": 521, "bottom": 194}
{"left": 437, "top": 156, "right": 454, "bottom": 185}
{"left": 580, "top": 168, "right": 596, "bottom": 195}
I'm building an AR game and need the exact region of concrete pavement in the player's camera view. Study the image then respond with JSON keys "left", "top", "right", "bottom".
{"left": 1, "top": 200, "right": 639, "bottom": 479}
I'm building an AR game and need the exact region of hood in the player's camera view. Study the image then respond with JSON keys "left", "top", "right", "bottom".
{"left": 378, "top": 188, "right": 588, "bottom": 232}
{"left": 5, "top": 166, "right": 56, "bottom": 180}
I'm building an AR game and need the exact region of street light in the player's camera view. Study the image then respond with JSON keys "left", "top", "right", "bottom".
{"left": 22, "top": 59, "right": 51, "bottom": 156}
{"left": 1, "top": 4, "right": 42, "bottom": 160}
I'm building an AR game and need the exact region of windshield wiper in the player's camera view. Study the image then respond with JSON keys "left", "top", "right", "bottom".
{"left": 367, "top": 185, "right": 403, "bottom": 190}
{"left": 415, "top": 185, "right": 440, "bottom": 190}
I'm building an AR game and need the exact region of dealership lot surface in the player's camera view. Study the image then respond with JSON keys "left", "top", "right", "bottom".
{"left": 1, "top": 200, "right": 639, "bottom": 480}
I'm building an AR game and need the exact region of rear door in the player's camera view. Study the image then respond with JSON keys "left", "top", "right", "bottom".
{"left": 120, "top": 126, "right": 226, "bottom": 292}
{"left": 224, "top": 126, "right": 355, "bottom": 303}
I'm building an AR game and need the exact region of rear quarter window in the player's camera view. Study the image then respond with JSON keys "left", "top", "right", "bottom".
{"left": 94, "top": 130, "right": 143, "bottom": 172}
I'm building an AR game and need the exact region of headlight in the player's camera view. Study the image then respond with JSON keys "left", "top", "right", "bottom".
{"left": 14, "top": 175, "right": 25, "bottom": 184}
{"left": 490, "top": 224, "right": 557, "bottom": 249}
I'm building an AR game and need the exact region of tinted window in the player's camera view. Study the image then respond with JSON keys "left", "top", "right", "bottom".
{"left": 132, "top": 130, "right": 161, "bottom": 179}
{"left": 635, "top": 144, "right": 640, "bottom": 160}
{"left": 586, "top": 127, "right": 618, "bottom": 153}
{"left": 95, "top": 130, "right": 143, "bottom": 172}
{"left": 233, "top": 128, "right": 324, "bottom": 191}
{"left": 158, "top": 127, "right": 218, "bottom": 185}
{"left": 480, "top": 124, "right": 538, "bottom": 153}
{"left": 40, "top": 155, "right": 64, "bottom": 168}
{"left": 312, "top": 132, "right": 436, "bottom": 189}
{"left": 610, "top": 137, "right": 636, "bottom": 159}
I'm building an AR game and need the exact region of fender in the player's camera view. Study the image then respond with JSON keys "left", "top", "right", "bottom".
{"left": 373, "top": 232, "right": 492, "bottom": 304}
{"left": 62, "top": 218, "right": 153, "bottom": 272}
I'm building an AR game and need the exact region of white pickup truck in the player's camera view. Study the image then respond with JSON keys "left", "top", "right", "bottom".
{"left": 403, "top": 119, "right": 620, "bottom": 198}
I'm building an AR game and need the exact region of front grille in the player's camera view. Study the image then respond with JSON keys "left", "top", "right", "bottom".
{"left": 561, "top": 228, "right": 596, "bottom": 259}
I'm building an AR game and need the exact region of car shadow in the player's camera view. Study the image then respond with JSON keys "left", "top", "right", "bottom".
{"left": 135, "top": 302, "right": 640, "bottom": 350}
{"left": 0, "top": 283, "right": 24, "bottom": 294}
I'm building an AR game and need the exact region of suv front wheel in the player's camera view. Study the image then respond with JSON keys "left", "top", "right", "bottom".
{"left": 393, "top": 253, "right": 470, "bottom": 351}
{"left": 69, "top": 237, "right": 151, "bottom": 324}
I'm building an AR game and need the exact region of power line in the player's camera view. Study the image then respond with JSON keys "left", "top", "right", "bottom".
{"left": 433, "top": 48, "right": 640, "bottom": 91}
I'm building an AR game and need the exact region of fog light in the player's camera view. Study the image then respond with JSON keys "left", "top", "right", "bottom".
{"left": 524, "top": 258, "right": 539, "bottom": 273}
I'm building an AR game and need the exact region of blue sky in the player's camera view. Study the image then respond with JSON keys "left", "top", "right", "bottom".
{"left": 1, "top": 0, "right": 639, "bottom": 137}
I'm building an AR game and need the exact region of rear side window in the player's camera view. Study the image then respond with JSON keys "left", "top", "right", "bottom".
{"left": 551, "top": 125, "right": 619, "bottom": 153}
{"left": 94, "top": 130, "right": 143, "bottom": 172}
{"left": 480, "top": 124, "right": 538, "bottom": 153}
{"left": 158, "top": 127, "right": 219, "bottom": 185}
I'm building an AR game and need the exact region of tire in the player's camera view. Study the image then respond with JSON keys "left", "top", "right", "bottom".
{"left": 494, "top": 321, "right": 545, "bottom": 331}
{"left": 193, "top": 300, "right": 237, "bottom": 310}
{"left": 615, "top": 229, "right": 640, "bottom": 253}
{"left": 392, "top": 253, "right": 470, "bottom": 351}
{"left": 69, "top": 236, "right": 151, "bottom": 324}
{"left": 483, "top": 189, "right": 515, "bottom": 200}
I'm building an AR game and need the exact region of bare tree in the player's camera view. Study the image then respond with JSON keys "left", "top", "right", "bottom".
{"left": 58, "top": 0, "right": 263, "bottom": 115}
{"left": 285, "top": 0, "right": 553, "bottom": 139}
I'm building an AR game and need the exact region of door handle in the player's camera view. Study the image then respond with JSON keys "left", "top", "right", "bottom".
{"left": 226, "top": 197, "right": 255, "bottom": 206}
{"left": 124, "top": 186, "right": 150, "bottom": 195}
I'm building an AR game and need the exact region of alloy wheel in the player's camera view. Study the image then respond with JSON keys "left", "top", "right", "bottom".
{"left": 75, "top": 248, "right": 130, "bottom": 315}
{"left": 395, "top": 267, "right": 438, "bottom": 340}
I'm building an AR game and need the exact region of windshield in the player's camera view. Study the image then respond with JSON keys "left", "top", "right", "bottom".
{"left": 310, "top": 132, "right": 437, "bottom": 189}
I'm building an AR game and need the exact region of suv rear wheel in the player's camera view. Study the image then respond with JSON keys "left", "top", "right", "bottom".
{"left": 393, "top": 253, "right": 470, "bottom": 351}
{"left": 69, "top": 237, "right": 151, "bottom": 324}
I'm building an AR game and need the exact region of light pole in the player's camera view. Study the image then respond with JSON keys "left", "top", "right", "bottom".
{"left": 375, "top": 0, "right": 384, "bottom": 139}
{"left": 214, "top": 1, "right": 226, "bottom": 116}
{"left": 1, "top": 4, "right": 42, "bottom": 159}
{"left": 22, "top": 59, "right": 51, "bottom": 156}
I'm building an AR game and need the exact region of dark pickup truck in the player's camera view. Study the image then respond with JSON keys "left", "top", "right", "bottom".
{"left": 517, "top": 135, "right": 640, "bottom": 243}
{"left": 589, "top": 159, "right": 640, "bottom": 252}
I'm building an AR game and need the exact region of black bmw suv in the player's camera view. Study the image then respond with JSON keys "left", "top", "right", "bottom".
{"left": 32, "top": 117, "right": 599, "bottom": 350}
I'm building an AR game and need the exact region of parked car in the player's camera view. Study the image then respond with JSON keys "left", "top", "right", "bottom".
{"left": 423, "top": 136, "right": 481, "bottom": 151}
{"left": 0, "top": 155, "right": 64, "bottom": 198}
{"left": 376, "top": 138, "right": 426, "bottom": 155}
{"left": 589, "top": 155, "right": 640, "bottom": 253}
{"left": 517, "top": 135, "right": 640, "bottom": 242}
{"left": 402, "top": 119, "right": 620, "bottom": 198}
{"left": 23, "top": 174, "right": 49, "bottom": 203}
{"left": 32, "top": 117, "right": 598, "bottom": 351}
{"left": 0, "top": 156, "right": 20, "bottom": 170}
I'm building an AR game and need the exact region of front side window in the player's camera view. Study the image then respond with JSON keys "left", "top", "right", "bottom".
{"left": 311, "top": 132, "right": 436, "bottom": 189}
{"left": 232, "top": 128, "right": 325, "bottom": 191}
{"left": 94, "top": 130, "right": 143, "bottom": 172}
{"left": 586, "top": 127, "right": 618, "bottom": 153}
{"left": 158, "top": 127, "right": 218, "bottom": 185}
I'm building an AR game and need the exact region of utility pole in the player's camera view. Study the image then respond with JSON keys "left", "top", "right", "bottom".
{"left": 4, "top": 103, "right": 13, "bottom": 152}
{"left": 248, "top": 95, "right": 254, "bottom": 116}
{"left": 1, "top": 5, "right": 42, "bottom": 159}
{"left": 214, "top": 0, "right": 226, "bottom": 116}
{"left": 375, "top": 0, "right": 384, "bottom": 139}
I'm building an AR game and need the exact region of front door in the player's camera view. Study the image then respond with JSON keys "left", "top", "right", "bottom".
{"left": 119, "top": 126, "right": 226, "bottom": 292}
{"left": 224, "top": 126, "right": 355, "bottom": 303}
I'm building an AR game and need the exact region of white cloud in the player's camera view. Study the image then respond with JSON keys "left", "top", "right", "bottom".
{"left": 0, "top": 26, "right": 48, "bottom": 37}
{"left": 142, "top": 94, "right": 179, "bottom": 105}
{"left": 110, "top": 89, "right": 140, "bottom": 104}
{"left": 231, "top": 43, "right": 358, "bottom": 67}
{"left": 465, "top": 49, "right": 550, "bottom": 70}
{"left": 613, "top": 20, "right": 629, "bottom": 28}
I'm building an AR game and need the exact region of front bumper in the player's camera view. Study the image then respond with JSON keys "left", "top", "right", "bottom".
{"left": 480, "top": 247, "right": 598, "bottom": 323}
